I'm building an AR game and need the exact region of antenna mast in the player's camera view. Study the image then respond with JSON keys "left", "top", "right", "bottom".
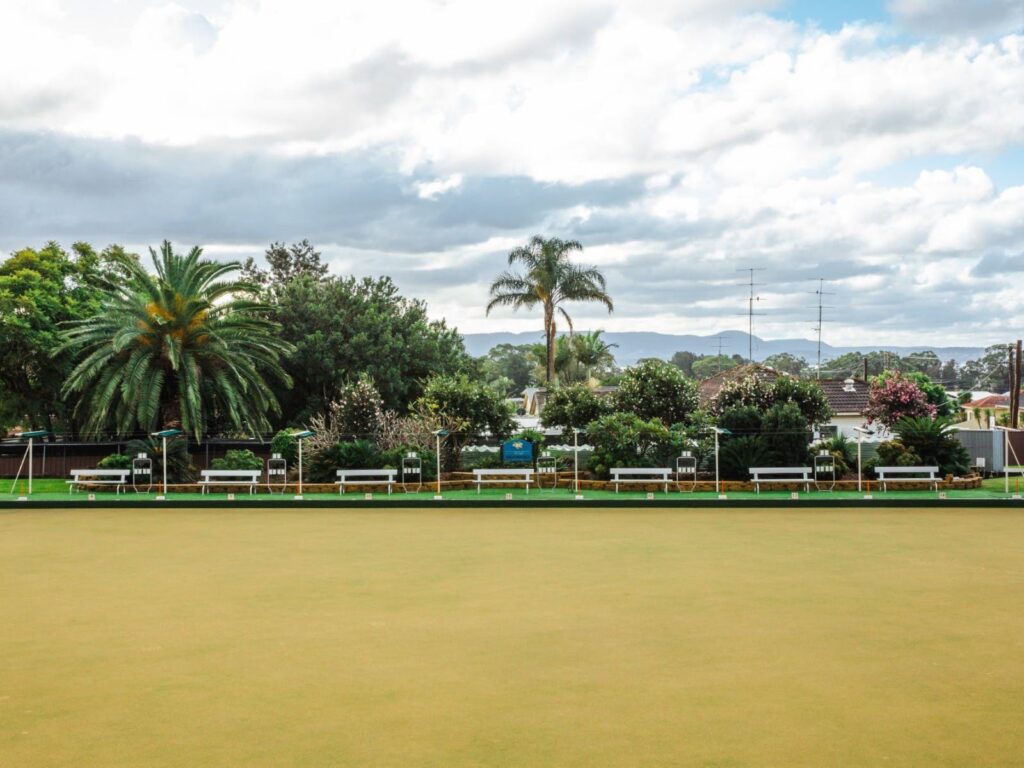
{"left": 811, "top": 278, "right": 835, "bottom": 379}
{"left": 737, "top": 267, "right": 765, "bottom": 363}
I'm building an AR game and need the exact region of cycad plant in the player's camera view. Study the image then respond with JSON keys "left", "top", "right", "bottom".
{"left": 61, "top": 241, "right": 294, "bottom": 439}
{"left": 893, "top": 416, "right": 970, "bottom": 476}
{"left": 486, "top": 236, "right": 613, "bottom": 382}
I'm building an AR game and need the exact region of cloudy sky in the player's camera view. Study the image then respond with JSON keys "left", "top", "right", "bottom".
{"left": 2, "top": 0, "right": 1023, "bottom": 348}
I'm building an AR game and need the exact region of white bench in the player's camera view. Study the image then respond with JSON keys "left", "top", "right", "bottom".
{"left": 610, "top": 468, "right": 671, "bottom": 493}
{"left": 67, "top": 468, "right": 129, "bottom": 494}
{"left": 749, "top": 467, "right": 812, "bottom": 493}
{"left": 199, "top": 469, "right": 261, "bottom": 494}
{"left": 336, "top": 469, "right": 397, "bottom": 495}
{"left": 472, "top": 468, "right": 534, "bottom": 494}
{"left": 874, "top": 466, "right": 939, "bottom": 491}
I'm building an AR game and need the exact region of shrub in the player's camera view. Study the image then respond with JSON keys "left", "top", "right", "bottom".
{"left": 614, "top": 360, "right": 700, "bottom": 425}
{"left": 210, "top": 449, "right": 263, "bottom": 471}
{"left": 379, "top": 445, "right": 437, "bottom": 482}
{"left": 817, "top": 434, "right": 856, "bottom": 477}
{"left": 124, "top": 436, "right": 196, "bottom": 482}
{"left": 585, "top": 412, "right": 676, "bottom": 479}
{"left": 97, "top": 453, "right": 132, "bottom": 469}
{"left": 711, "top": 375, "right": 832, "bottom": 425}
{"left": 719, "top": 436, "right": 772, "bottom": 480}
{"left": 309, "top": 440, "right": 382, "bottom": 482}
{"left": 716, "top": 405, "right": 763, "bottom": 436}
{"left": 270, "top": 429, "right": 298, "bottom": 465}
{"left": 893, "top": 416, "right": 970, "bottom": 477}
{"left": 761, "top": 402, "right": 810, "bottom": 466}
{"left": 865, "top": 440, "right": 922, "bottom": 475}
{"left": 863, "top": 372, "right": 936, "bottom": 428}
{"left": 414, "top": 374, "right": 515, "bottom": 471}
{"left": 540, "top": 384, "right": 612, "bottom": 431}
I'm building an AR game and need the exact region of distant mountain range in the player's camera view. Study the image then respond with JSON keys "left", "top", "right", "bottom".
{"left": 461, "top": 330, "right": 985, "bottom": 367}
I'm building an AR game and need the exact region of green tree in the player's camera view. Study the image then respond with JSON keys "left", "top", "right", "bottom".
{"left": 0, "top": 242, "right": 134, "bottom": 435}
{"left": 615, "top": 359, "right": 700, "bottom": 425}
{"left": 711, "top": 375, "right": 832, "bottom": 425}
{"left": 479, "top": 343, "right": 536, "bottom": 395}
{"left": 571, "top": 330, "right": 618, "bottom": 382}
{"left": 763, "top": 352, "right": 808, "bottom": 377}
{"left": 957, "top": 344, "right": 1011, "bottom": 391}
{"left": 241, "top": 239, "right": 329, "bottom": 291}
{"left": 691, "top": 355, "right": 738, "bottom": 379}
{"left": 874, "top": 370, "right": 956, "bottom": 418}
{"left": 271, "top": 275, "right": 470, "bottom": 421}
{"left": 761, "top": 402, "right": 810, "bottom": 466}
{"left": 486, "top": 236, "right": 613, "bottom": 382}
{"left": 669, "top": 350, "right": 697, "bottom": 377}
{"left": 414, "top": 374, "right": 515, "bottom": 470}
{"left": 585, "top": 412, "right": 677, "bottom": 479}
{"left": 540, "top": 384, "right": 613, "bottom": 431}
{"left": 61, "top": 241, "right": 293, "bottom": 439}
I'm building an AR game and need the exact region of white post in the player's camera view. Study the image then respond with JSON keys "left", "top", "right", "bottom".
{"left": 436, "top": 433, "right": 442, "bottom": 495}
{"left": 162, "top": 435, "right": 168, "bottom": 496}
{"left": 27, "top": 437, "right": 33, "bottom": 496}
{"left": 298, "top": 439, "right": 304, "bottom": 497}
{"left": 573, "top": 428, "right": 579, "bottom": 494}
{"left": 1005, "top": 428, "right": 1009, "bottom": 494}
{"left": 857, "top": 431, "right": 863, "bottom": 493}
{"left": 714, "top": 429, "right": 720, "bottom": 495}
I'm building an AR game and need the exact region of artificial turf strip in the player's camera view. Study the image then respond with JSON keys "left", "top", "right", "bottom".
{"left": 1, "top": 508, "right": 1022, "bottom": 767}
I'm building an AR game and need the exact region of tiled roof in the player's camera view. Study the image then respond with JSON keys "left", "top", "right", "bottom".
{"left": 964, "top": 394, "right": 1012, "bottom": 409}
{"left": 817, "top": 379, "right": 870, "bottom": 415}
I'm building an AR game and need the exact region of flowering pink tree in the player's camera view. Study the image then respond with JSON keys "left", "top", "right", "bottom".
{"left": 863, "top": 372, "right": 936, "bottom": 427}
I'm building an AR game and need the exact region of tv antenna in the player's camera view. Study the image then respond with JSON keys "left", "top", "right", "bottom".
{"left": 810, "top": 278, "right": 835, "bottom": 379}
{"left": 737, "top": 267, "right": 765, "bottom": 363}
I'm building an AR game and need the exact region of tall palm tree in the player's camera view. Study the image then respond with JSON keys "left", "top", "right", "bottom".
{"left": 61, "top": 241, "right": 294, "bottom": 439}
{"left": 572, "top": 330, "right": 617, "bottom": 383}
{"left": 486, "top": 236, "right": 613, "bottom": 382}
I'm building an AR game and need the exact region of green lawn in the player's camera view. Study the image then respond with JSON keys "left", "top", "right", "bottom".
{"left": 1, "top": 508, "right": 1022, "bottom": 766}
{"left": 1, "top": 476, "right": 1021, "bottom": 502}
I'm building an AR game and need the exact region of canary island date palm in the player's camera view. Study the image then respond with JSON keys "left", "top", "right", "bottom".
{"left": 486, "top": 236, "right": 613, "bottom": 382}
{"left": 61, "top": 241, "right": 294, "bottom": 439}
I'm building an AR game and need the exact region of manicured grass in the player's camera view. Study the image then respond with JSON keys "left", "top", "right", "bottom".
{"left": 0, "top": 476, "right": 1019, "bottom": 502}
{"left": 1, "top": 507, "right": 1022, "bottom": 766}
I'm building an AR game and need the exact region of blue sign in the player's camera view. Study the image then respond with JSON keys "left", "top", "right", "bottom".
{"left": 501, "top": 439, "right": 534, "bottom": 464}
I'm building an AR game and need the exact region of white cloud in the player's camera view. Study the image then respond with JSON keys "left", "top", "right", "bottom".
{"left": 415, "top": 174, "right": 463, "bottom": 200}
{"left": 1, "top": 0, "right": 1024, "bottom": 346}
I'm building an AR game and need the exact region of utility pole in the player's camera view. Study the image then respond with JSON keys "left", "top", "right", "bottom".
{"left": 737, "top": 267, "right": 765, "bottom": 364}
{"left": 716, "top": 334, "right": 725, "bottom": 375}
{"left": 810, "top": 278, "right": 835, "bottom": 380}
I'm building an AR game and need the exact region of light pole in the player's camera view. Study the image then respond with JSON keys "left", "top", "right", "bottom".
{"left": 573, "top": 428, "right": 581, "bottom": 495}
{"left": 434, "top": 429, "right": 449, "bottom": 497}
{"left": 712, "top": 427, "right": 730, "bottom": 495}
{"left": 10, "top": 430, "right": 48, "bottom": 496}
{"left": 290, "top": 430, "right": 315, "bottom": 499}
{"left": 852, "top": 426, "right": 873, "bottom": 493}
{"left": 150, "top": 428, "right": 183, "bottom": 498}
